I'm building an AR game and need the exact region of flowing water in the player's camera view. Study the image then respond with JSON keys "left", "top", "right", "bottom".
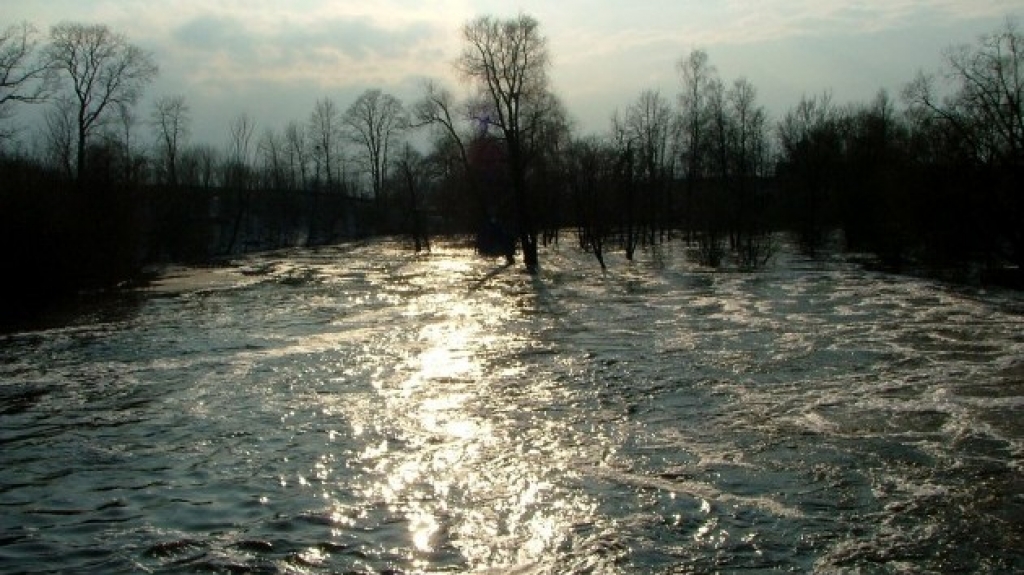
{"left": 2, "top": 240, "right": 1023, "bottom": 574}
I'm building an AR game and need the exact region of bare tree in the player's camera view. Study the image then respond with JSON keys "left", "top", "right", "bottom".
{"left": 412, "top": 79, "right": 471, "bottom": 176}
{"left": 568, "top": 136, "right": 617, "bottom": 269}
{"left": 284, "top": 120, "right": 309, "bottom": 190}
{"left": 904, "top": 18, "right": 1024, "bottom": 268}
{"left": 308, "top": 97, "right": 341, "bottom": 191}
{"left": 45, "top": 22, "right": 158, "bottom": 181}
{"left": 677, "top": 48, "right": 717, "bottom": 241}
{"left": 285, "top": 118, "right": 319, "bottom": 243}
{"left": 227, "top": 112, "right": 256, "bottom": 167}
{"left": 257, "top": 127, "right": 286, "bottom": 190}
{"left": 905, "top": 19, "right": 1023, "bottom": 169}
{"left": 621, "top": 89, "right": 674, "bottom": 248}
{"left": 459, "top": 13, "right": 553, "bottom": 272}
{"left": 777, "top": 91, "right": 844, "bottom": 254}
{"left": 223, "top": 113, "right": 256, "bottom": 253}
{"left": 726, "top": 77, "right": 773, "bottom": 267}
{"left": 179, "top": 143, "right": 219, "bottom": 189}
{"left": 1, "top": 22, "right": 52, "bottom": 142}
{"left": 344, "top": 88, "right": 406, "bottom": 202}
{"left": 42, "top": 95, "right": 75, "bottom": 177}
{"left": 393, "top": 143, "right": 431, "bottom": 252}
{"left": 112, "top": 100, "right": 145, "bottom": 185}
{"left": 151, "top": 95, "right": 190, "bottom": 187}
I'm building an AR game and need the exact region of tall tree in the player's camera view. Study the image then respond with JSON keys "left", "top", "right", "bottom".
{"left": 45, "top": 22, "right": 157, "bottom": 181}
{"left": 905, "top": 19, "right": 1023, "bottom": 170}
{"left": 42, "top": 95, "right": 75, "bottom": 177}
{"left": 1, "top": 22, "right": 51, "bottom": 143}
{"left": 567, "top": 136, "right": 617, "bottom": 269}
{"left": 677, "top": 49, "right": 717, "bottom": 241}
{"left": 179, "top": 143, "right": 219, "bottom": 189}
{"left": 151, "top": 95, "right": 190, "bottom": 187}
{"left": 257, "top": 127, "right": 287, "bottom": 191}
{"left": 393, "top": 143, "right": 432, "bottom": 252}
{"left": 412, "top": 80, "right": 471, "bottom": 172}
{"left": 725, "top": 77, "right": 772, "bottom": 267}
{"left": 458, "top": 13, "right": 552, "bottom": 272}
{"left": 223, "top": 113, "right": 256, "bottom": 253}
{"left": 227, "top": 112, "right": 256, "bottom": 168}
{"left": 112, "top": 100, "right": 144, "bottom": 186}
{"left": 777, "top": 91, "right": 845, "bottom": 254}
{"left": 344, "top": 88, "right": 406, "bottom": 202}
{"left": 308, "top": 97, "right": 341, "bottom": 191}
{"left": 904, "top": 18, "right": 1024, "bottom": 268}
{"left": 284, "top": 120, "right": 309, "bottom": 190}
{"left": 619, "top": 89, "right": 674, "bottom": 250}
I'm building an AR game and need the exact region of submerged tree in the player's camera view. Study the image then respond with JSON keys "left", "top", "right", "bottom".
{"left": 726, "top": 77, "right": 773, "bottom": 268}
{"left": 458, "top": 13, "right": 553, "bottom": 273}
{"left": 677, "top": 49, "right": 717, "bottom": 242}
{"left": 45, "top": 22, "right": 157, "bottom": 181}
{"left": 615, "top": 88, "right": 674, "bottom": 257}
{"left": 392, "top": 143, "right": 432, "bottom": 252}
{"left": 776, "top": 91, "right": 844, "bottom": 255}
{"left": 567, "top": 136, "right": 617, "bottom": 269}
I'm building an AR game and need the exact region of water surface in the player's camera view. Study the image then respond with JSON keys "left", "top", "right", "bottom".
{"left": 2, "top": 241, "right": 1022, "bottom": 573}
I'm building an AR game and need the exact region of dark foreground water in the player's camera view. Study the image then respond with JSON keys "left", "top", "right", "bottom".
{"left": 2, "top": 240, "right": 1022, "bottom": 574}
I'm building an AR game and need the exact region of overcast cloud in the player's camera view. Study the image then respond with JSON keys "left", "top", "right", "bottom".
{"left": 4, "top": 0, "right": 1021, "bottom": 147}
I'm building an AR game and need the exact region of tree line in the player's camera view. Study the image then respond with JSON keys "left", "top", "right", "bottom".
{"left": 1, "top": 15, "right": 1022, "bottom": 321}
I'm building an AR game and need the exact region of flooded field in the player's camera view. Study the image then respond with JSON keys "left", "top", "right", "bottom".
{"left": 1, "top": 240, "right": 1022, "bottom": 573}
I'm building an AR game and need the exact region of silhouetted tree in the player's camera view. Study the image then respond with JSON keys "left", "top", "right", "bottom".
{"left": 151, "top": 94, "right": 189, "bottom": 187}
{"left": 677, "top": 49, "right": 716, "bottom": 242}
{"left": 113, "top": 100, "right": 146, "bottom": 186}
{"left": 284, "top": 120, "right": 309, "bottom": 191}
{"left": 257, "top": 127, "right": 287, "bottom": 190}
{"left": 568, "top": 136, "right": 616, "bottom": 269}
{"left": 459, "top": 13, "right": 553, "bottom": 273}
{"left": 413, "top": 80, "right": 477, "bottom": 223}
{"left": 179, "top": 143, "right": 218, "bottom": 189}
{"left": 392, "top": 143, "right": 432, "bottom": 252}
{"left": 413, "top": 80, "right": 471, "bottom": 173}
{"left": 726, "top": 77, "right": 774, "bottom": 268}
{"left": 344, "top": 88, "right": 406, "bottom": 203}
{"left": 1, "top": 22, "right": 51, "bottom": 143}
{"left": 523, "top": 91, "right": 571, "bottom": 247}
{"left": 308, "top": 97, "right": 342, "bottom": 192}
{"left": 904, "top": 18, "right": 1024, "bottom": 269}
{"left": 838, "top": 90, "right": 913, "bottom": 265}
{"left": 223, "top": 112, "right": 256, "bottom": 253}
{"left": 617, "top": 89, "right": 674, "bottom": 253}
{"left": 42, "top": 94, "right": 75, "bottom": 177}
{"left": 45, "top": 22, "right": 157, "bottom": 181}
{"left": 777, "top": 92, "right": 845, "bottom": 255}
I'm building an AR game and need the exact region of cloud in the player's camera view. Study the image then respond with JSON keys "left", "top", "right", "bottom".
{"left": 166, "top": 12, "right": 447, "bottom": 90}
{"left": 549, "top": 0, "right": 1021, "bottom": 62}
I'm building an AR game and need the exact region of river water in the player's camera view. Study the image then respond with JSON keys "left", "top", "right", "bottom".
{"left": 1, "top": 240, "right": 1022, "bottom": 574}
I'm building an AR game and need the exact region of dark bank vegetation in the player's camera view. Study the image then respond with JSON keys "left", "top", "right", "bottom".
{"left": 1, "top": 16, "right": 1022, "bottom": 324}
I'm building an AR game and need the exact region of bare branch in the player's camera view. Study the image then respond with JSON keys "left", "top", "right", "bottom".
{"left": 45, "top": 22, "right": 158, "bottom": 179}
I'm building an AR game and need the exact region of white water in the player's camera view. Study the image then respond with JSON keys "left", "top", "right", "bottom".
{"left": 1, "top": 239, "right": 1022, "bottom": 573}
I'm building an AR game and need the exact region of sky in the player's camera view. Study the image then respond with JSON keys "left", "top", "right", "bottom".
{"left": 4, "top": 0, "right": 1022, "bottom": 148}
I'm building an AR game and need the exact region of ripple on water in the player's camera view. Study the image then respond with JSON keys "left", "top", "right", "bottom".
{"left": 1, "top": 240, "right": 1023, "bottom": 573}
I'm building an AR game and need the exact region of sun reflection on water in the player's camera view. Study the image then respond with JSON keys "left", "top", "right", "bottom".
{"left": 311, "top": 251, "right": 604, "bottom": 571}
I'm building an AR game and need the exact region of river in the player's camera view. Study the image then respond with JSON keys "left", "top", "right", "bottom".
{"left": 1, "top": 239, "right": 1022, "bottom": 573}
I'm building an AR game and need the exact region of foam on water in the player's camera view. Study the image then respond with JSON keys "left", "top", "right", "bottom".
{"left": 1, "top": 239, "right": 1022, "bottom": 573}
